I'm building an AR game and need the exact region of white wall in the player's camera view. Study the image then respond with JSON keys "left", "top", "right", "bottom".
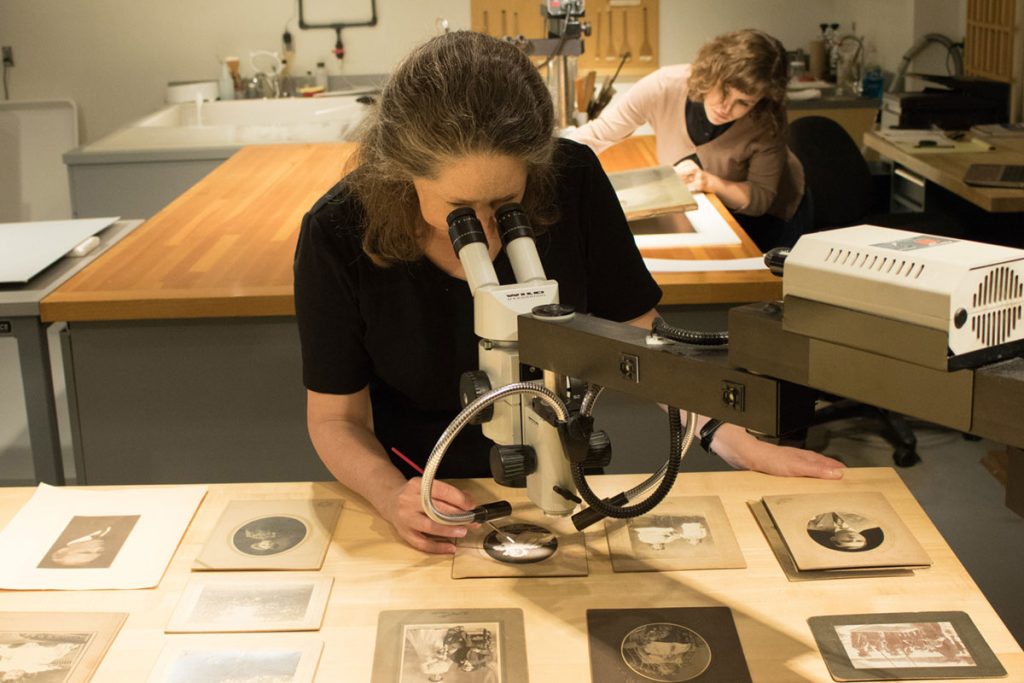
{"left": 0, "top": 0, "right": 968, "bottom": 146}
{"left": 0, "top": 0, "right": 467, "bottom": 143}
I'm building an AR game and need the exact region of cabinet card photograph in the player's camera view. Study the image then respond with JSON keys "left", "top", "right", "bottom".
{"left": 605, "top": 496, "right": 745, "bottom": 572}
{"left": 193, "top": 499, "right": 342, "bottom": 571}
{"left": 0, "top": 483, "right": 206, "bottom": 590}
{"left": 452, "top": 507, "right": 587, "bottom": 578}
{"left": 747, "top": 501, "right": 914, "bottom": 582}
{"left": 0, "top": 611, "right": 127, "bottom": 683}
{"left": 587, "top": 607, "right": 752, "bottom": 683}
{"left": 146, "top": 638, "right": 322, "bottom": 683}
{"left": 371, "top": 609, "right": 527, "bottom": 682}
{"left": 166, "top": 574, "right": 333, "bottom": 633}
{"left": 761, "top": 492, "right": 931, "bottom": 572}
{"left": 809, "top": 611, "right": 1006, "bottom": 680}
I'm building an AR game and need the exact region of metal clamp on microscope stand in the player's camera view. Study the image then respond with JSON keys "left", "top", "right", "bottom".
{"left": 420, "top": 203, "right": 693, "bottom": 533}
{"left": 516, "top": 0, "right": 590, "bottom": 129}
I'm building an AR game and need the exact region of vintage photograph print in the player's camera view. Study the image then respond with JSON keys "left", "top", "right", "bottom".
{"left": 37, "top": 515, "right": 140, "bottom": 569}
{"left": 747, "top": 501, "right": 914, "bottom": 582}
{"left": 587, "top": 607, "right": 752, "bottom": 683}
{"left": 147, "top": 638, "right": 322, "bottom": 683}
{"left": 453, "top": 507, "right": 587, "bottom": 579}
{"left": 605, "top": 496, "right": 745, "bottom": 572}
{"left": 372, "top": 609, "right": 527, "bottom": 682}
{"left": 0, "top": 612, "right": 127, "bottom": 683}
{"left": 809, "top": 612, "right": 1006, "bottom": 680}
{"left": 193, "top": 499, "right": 342, "bottom": 571}
{"left": 762, "top": 493, "right": 931, "bottom": 571}
{"left": 166, "top": 574, "right": 333, "bottom": 633}
{"left": 608, "top": 166, "right": 698, "bottom": 221}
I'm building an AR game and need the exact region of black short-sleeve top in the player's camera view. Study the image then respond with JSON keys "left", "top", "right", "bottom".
{"left": 293, "top": 139, "right": 661, "bottom": 478}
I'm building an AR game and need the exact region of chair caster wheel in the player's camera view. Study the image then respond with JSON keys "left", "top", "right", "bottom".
{"left": 893, "top": 447, "right": 920, "bottom": 468}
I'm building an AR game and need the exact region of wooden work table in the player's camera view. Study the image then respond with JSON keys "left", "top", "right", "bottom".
{"left": 40, "top": 137, "right": 778, "bottom": 323}
{"left": 0, "top": 469, "right": 1019, "bottom": 681}
{"left": 863, "top": 130, "right": 1024, "bottom": 214}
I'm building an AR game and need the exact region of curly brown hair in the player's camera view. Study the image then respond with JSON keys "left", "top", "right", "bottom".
{"left": 344, "top": 31, "right": 559, "bottom": 266}
{"left": 687, "top": 29, "right": 789, "bottom": 138}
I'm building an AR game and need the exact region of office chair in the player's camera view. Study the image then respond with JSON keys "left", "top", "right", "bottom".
{"left": 784, "top": 116, "right": 965, "bottom": 467}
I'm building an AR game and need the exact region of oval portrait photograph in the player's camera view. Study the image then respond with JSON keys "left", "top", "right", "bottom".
{"left": 231, "top": 515, "right": 309, "bottom": 556}
{"left": 620, "top": 622, "right": 712, "bottom": 682}
{"left": 806, "top": 511, "right": 884, "bottom": 552}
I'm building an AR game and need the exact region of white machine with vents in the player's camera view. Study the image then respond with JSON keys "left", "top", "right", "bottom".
{"left": 780, "top": 226, "right": 1024, "bottom": 368}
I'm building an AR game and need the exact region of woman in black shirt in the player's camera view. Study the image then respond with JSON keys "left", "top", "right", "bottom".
{"left": 294, "top": 31, "right": 844, "bottom": 554}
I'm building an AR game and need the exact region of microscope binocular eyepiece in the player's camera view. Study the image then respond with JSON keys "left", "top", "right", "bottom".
{"left": 446, "top": 207, "right": 487, "bottom": 254}
{"left": 495, "top": 203, "right": 534, "bottom": 246}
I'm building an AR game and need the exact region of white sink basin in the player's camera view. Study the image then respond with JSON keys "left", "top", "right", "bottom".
{"left": 80, "top": 96, "right": 371, "bottom": 152}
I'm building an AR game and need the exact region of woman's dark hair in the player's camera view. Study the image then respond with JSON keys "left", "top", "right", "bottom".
{"left": 346, "top": 31, "right": 558, "bottom": 265}
{"left": 688, "top": 29, "right": 790, "bottom": 138}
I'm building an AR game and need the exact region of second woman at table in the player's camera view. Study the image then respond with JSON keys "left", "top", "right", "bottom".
{"left": 570, "top": 28, "right": 810, "bottom": 251}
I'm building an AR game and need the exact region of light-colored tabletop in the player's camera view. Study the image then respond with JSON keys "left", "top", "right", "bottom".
{"left": 39, "top": 138, "right": 779, "bottom": 322}
{"left": 863, "top": 130, "right": 1024, "bottom": 213}
{"left": 0, "top": 468, "right": 1019, "bottom": 682}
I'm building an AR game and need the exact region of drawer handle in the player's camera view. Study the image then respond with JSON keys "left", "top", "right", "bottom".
{"left": 894, "top": 168, "right": 926, "bottom": 188}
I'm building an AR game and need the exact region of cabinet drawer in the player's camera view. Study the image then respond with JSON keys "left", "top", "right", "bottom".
{"left": 891, "top": 165, "right": 926, "bottom": 212}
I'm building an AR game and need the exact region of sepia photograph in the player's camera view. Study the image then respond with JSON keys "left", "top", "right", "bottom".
{"left": 762, "top": 492, "right": 931, "bottom": 572}
{"left": 620, "top": 622, "right": 711, "bottom": 681}
{"left": 806, "top": 511, "right": 884, "bottom": 553}
{"left": 372, "top": 610, "right": 527, "bottom": 683}
{"left": 0, "top": 612, "right": 127, "bottom": 683}
{"left": 147, "top": 639, "right": 322, "bottom": 683}
{"left": 0, "top": 484, "right": 206, "bottom": 590}
{"left": 810, "top": 611, "right": 1006, "bottom": 680}
{"left": 193, "top": 499, "right": 342, "bottom": 571}
{"left": 453, "top": 508, "right": 587, "bottom": 579}
{"left": 231, "top": 516, "right": 309, "bottom": 556}
{"left": 747, "top": 500, "right": 914, "bottom": 582}
{"left": 399, "top": 623, "right": 501, "bottom": 682}
{"left": 588, "top": 607, "right": 751, "bottom": 683}
{"left": 606, "top": 496, "right": 745, "bottom": 572}
{"left": 37, "top": 515, "right": 139, "bottom": 570}
{"left": 166, "top": 574, "right": 333, "bottom": 633}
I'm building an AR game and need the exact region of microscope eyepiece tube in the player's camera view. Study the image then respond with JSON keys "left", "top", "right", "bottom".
{"left": 495, "top": 203, "right": 547, "bottom": 284}
{"left": 446, "top": 207, "right": 499, "bottom": 295}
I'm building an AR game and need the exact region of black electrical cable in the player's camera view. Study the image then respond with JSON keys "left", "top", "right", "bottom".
{"left": 571, "top": 404, "right": 683, "bottom": 520}
{"left": 2, "top": 63, "right": 9, "bottom": 100}
{"left": 651, "top": 317, "right": 729, "bottom": 346}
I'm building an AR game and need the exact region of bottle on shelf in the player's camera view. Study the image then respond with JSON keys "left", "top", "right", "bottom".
{"left": 315, "top": 61, "right": 329, "bottom": 90}
{"left": 218, "top": 61, "right": 235, "bottom": 100}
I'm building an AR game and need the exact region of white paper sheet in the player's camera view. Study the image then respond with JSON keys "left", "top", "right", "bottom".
{"left": 632, "top": 192, "right": 741, "bottom": 248}
{"left": 643, "top": 256, "right": 768, "bottom": 273}
{"left": 0, "top": 483, "right": 206, "bottom": 590}
{"left": 0, "top": 217, "right": 119, "bottom": 283}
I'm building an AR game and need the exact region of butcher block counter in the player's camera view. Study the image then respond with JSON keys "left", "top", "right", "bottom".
{"left": 40, "top": 138, "right": 777, "bottom": 323}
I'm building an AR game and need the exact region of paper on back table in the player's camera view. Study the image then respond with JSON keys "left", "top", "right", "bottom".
{"left": 0, "top": 217, "right": 118, "bottom": 284}
{"left": 0, "top": 483, "right": 206, "bottom": 589}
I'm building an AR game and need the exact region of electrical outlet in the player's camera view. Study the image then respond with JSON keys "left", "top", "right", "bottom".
{"left": 1, "top": 47, "right": 13, "bottom": 67}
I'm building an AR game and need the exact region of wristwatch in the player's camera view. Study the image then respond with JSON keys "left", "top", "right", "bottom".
{"left": 699, "top": 419, "right": 725, "bottom": 455}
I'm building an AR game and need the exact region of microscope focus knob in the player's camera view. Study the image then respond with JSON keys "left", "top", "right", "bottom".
{"left": 459, "top": 371, "right": 494, "bottom": 424}
{"left": 585, "top": 430, "right": 613, "bottom": 469}
{"left": 489, "top": 445, "right": 537, "bottom": 488}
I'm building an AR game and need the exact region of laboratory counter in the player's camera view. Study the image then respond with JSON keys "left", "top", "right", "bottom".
{"left": 0, "top": 468, "right": 1019, "bottom": 681}
{"left": 40, "top": 138, "right": 778, "bottom": 324}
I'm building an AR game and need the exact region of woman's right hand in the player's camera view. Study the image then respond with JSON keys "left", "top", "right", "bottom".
{"left": 380, "top": 477, "right": 477, "bottom": 554}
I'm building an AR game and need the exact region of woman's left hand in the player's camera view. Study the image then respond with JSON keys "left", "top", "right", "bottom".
{"left": 710, "top": 423, "right": 846, "bottom": 479}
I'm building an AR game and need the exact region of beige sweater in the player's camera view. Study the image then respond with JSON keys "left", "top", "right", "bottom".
{"left": 569, "top": 64, "right": 805, "bottom": 220}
